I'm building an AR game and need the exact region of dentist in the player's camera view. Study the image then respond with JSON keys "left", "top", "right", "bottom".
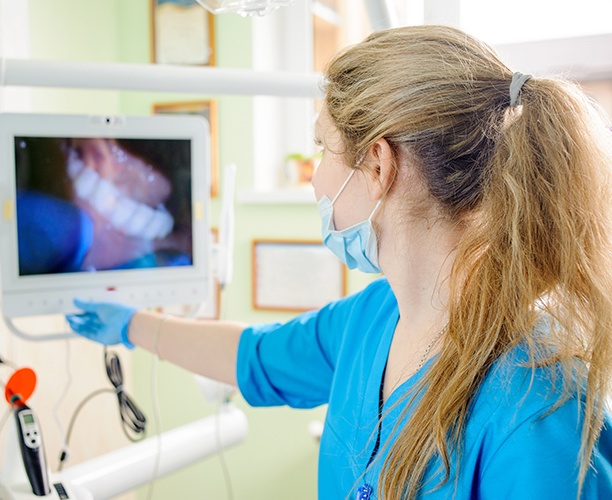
{"left": 68, "top": 25, "right": 612, "bottom": 499}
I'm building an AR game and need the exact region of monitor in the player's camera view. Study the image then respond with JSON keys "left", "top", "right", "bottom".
{"left": 0, "top": 113, "right": 212, "bottom": 318}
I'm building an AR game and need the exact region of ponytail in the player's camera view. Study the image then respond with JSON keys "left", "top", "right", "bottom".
{"left": 469, "top": 76, "right": 612, "bottom": 489}
{"left": 382, "top": 67, "right": 612, "bottom": 500}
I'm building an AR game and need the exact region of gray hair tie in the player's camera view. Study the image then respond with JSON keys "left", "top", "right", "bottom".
{"left": 509, "top": 72, "right": 532, "bottom": 107}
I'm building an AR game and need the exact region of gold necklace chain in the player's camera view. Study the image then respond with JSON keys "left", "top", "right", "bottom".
{"left": 413, "top": 324, "right": 448, "bottom": 375}
{"left": 359, "top": 324, "right": 449, "bottom": 500}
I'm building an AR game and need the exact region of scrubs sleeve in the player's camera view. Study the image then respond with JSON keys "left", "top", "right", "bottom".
{"left": 479, "top": 400, "right": 612, "bottom": 499}
{"left": 236, "top": 289, "right": 365, "bottom": 409}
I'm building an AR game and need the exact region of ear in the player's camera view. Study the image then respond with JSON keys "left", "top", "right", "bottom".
{"left": 365, "top": 137, "right": 395, "bottom": 201}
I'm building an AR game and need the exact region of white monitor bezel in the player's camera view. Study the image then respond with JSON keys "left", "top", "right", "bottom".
{"left": 0, "top": 112, "right": 212, "bottom": 318}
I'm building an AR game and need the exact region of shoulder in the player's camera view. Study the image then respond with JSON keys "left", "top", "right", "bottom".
{"left": 342, "top": 276, "right": 392, "bottom": 306}
{"left": 339, "top": 275, "right": 396, "bottom": 322}
{"left": 316, "top": 276, "right": 394, "bottom": 321}
{"left": 340, "top": 276, "right": 392, "bottom": 304}
{"left": 466, "top": 343, "right": 591, "bottom": 471}
{"left": 240, "top": 277, "right": 394, "bottom": 353}
{"left": 459, "top": 347, "right": 604, "bottom": 496}
{"left": 472, "top": 344, "right": 581, "bottom": 430}
{"left": 467, "top": 351, "right": 612, "bottom": 497}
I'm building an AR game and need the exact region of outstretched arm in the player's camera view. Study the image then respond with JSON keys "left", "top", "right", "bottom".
{"left": 66, "top": 300, "right": 247, "bottom": 386}
{"left": 129, "top": 310, "right": 245, "bottom": 386}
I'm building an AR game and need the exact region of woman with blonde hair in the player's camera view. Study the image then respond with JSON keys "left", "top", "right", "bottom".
{"left": 68, "top": 25, "right": 612, "bottom": 499}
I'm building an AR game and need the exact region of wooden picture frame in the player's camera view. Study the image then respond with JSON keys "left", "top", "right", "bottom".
{"left": 150, "top": 0, "right": 215, "bottom": 66}
{"left": 252, "top": 239, "right": 347, "bottom": 312}
{"left": 153, "top": 100, "right": 219, "bottom": 197}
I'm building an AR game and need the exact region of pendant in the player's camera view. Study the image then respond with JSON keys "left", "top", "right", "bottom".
{"left": 356, "top": 484, "right": 373, "bottom": 500}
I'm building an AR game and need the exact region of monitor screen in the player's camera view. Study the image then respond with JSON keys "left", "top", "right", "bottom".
{"left": 0, "top": 113, "right": 212, "bottom": 318}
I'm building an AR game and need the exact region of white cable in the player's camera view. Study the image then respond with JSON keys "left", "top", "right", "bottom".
{"left": 0, "top": 407, "right": 11, "bottom": 434}
{"left": 213, "top": 283, "right": 234, "bottom": 500}
{"left": 52, "top": 335, "right": 73, "bottom": 469}
{"left": 4, "top": 316, "right": 76, "bottom": 342}
{"left": 145, "top": 351, "right": 163, "bottom": 500}
{"left": 217, "top": 163, "right": 237, "bottom": 288}
{"left": 215, "top": 397, "right": 234, "bottom": 500}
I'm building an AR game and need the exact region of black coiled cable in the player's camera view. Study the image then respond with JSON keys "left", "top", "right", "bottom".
{"left": 57, "top": 348, "right": 148, "bottom": 470}
{"left": 104, "top": 348, "right": 147, "bottom": 441}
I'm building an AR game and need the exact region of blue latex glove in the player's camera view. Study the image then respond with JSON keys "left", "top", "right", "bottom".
{"left": 66, "top": 299, "right": 137, "bottom": 349}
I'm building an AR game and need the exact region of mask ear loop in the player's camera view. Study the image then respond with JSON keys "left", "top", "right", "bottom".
{"left": 330, "top": 168, "right": 357, "bottom": 205}
{"left": 330, "top": 149, "right": 368, "bottom": 204}
{"left": 368, "top": 199, "right": 383, "bottom": 221}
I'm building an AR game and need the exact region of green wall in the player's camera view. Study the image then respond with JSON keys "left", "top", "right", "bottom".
{"left": 28, "top": 0, "right": 121, "bottom": 113}
{"left": 25, "top": 1, "right": 373, "bottom": 498}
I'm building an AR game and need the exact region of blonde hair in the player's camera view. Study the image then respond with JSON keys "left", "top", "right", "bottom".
{"left": 324, "top": 25, "right": 612, "bottom": 499}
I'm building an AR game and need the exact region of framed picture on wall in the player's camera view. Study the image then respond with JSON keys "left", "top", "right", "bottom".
{"left": 252, "top": 239, "right": 347, "bottom": 312}
{"left": 153, "top": 100, "right": 219, "bottom": 197}
{"left": 150, "top": 0, "right": 215, "bottom": 66}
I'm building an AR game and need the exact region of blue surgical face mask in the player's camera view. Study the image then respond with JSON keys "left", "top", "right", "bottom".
{"left": 318, "top": 169, "right": 382, "bottom": 274}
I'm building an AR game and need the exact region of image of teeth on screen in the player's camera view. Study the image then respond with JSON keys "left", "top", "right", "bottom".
{"left": 15, "top": 136, "right": 193, "bottom": 275}
{"left": 0, "top": 113, "right": 211, "bottom": 318}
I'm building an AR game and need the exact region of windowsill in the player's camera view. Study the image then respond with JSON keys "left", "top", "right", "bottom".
{"left": 237, "top": 185, "right": 316, "bottom": 204}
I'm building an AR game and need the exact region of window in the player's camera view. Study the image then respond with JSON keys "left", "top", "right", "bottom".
{"left": 458, "top": 0, "right": 612, "bottom": 118}
{"left": 313, "top": 0, "right": 370, "bottom": 73}
{"left": 460, "top": 0, "right": 612, "bottom": 45}
{"left": 247, "top": 0, "right": 372, "bottom": 201}
{"left": 245, "top": 0, "right": 612, "bottom": 202}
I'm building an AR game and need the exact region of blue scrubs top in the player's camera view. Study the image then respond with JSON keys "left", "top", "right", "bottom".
{"left": 237, "top": 278, "right": 612, "bottom": 499}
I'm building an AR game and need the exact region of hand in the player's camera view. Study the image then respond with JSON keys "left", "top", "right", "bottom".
{"left": 66, "top": 299, "right": 137, "bottom": 349}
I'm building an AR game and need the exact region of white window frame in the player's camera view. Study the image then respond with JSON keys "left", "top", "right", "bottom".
{"left": 247, "top": 0, "right": 316, "bottom": 202}
{"left": 244, "top": 0, "right": 612, "bottom": 203}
